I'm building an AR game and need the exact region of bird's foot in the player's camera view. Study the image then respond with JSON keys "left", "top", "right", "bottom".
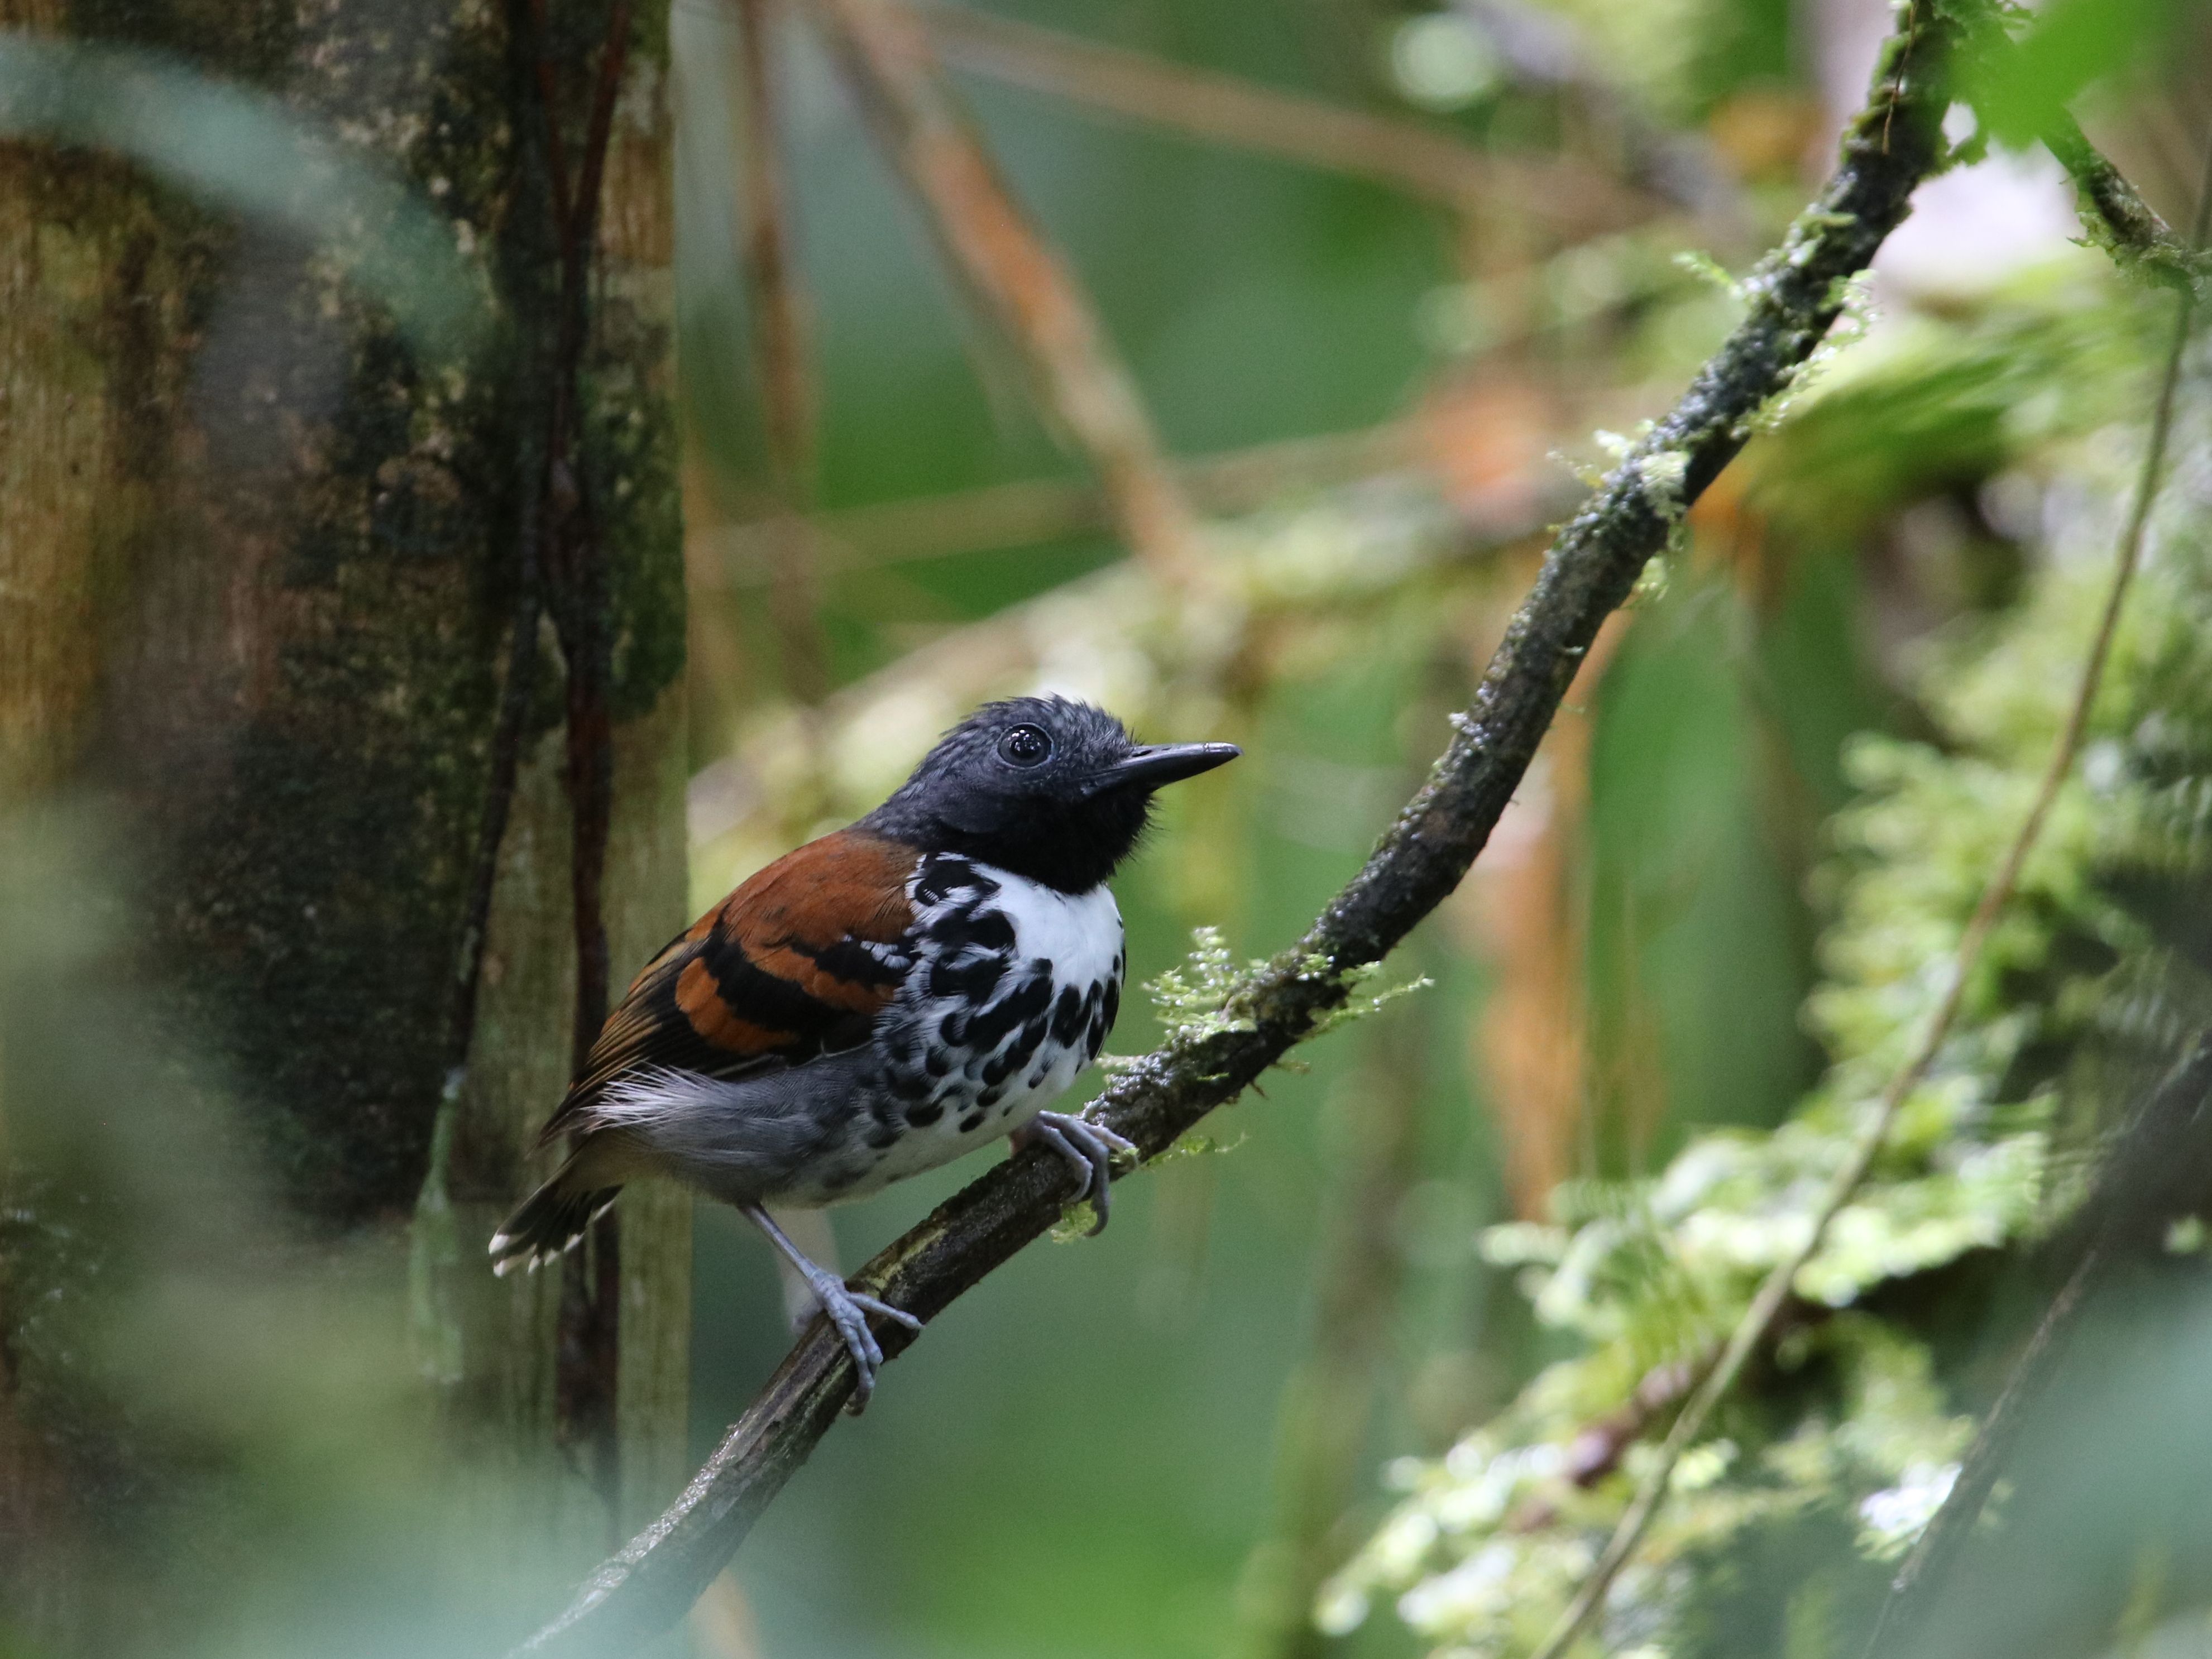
{"left": 799, "top": 1265, "right": 921, "bottom": 1410}
{"left": 1021, "top": 1109, "right": 1138, "bottom": 1235}
{"left": 742, "top": 1202, "right": 921, "bottom": 1411}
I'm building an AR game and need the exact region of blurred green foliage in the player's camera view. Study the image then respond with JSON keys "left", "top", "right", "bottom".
{"left": 669, "top": 1, "right": 2212, "bottom": 1656}
{"left": 1965, "top": 0, "right": 2193, "bottom": 151}
{"left": 14, "top": 0, "right": 2212, "bottom": 1655}
{"left": 1323, "top": 261, "right": 2212, "bottom": 1658}
{"left": 0, "top": 36, "right": 488, "bottom": 353}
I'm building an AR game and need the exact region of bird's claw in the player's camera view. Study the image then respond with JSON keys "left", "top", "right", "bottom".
{"left": 1025, "top": 1109, "right": 1138, "bottom": 1235}
{"left": 846, "top": 1288, "right": 923, "bottom": 1332}
{"left": 806, "top": 1272, "right": 922, "bottom": 1411}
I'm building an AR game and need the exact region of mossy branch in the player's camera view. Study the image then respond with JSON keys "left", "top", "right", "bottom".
{"left": 512, "top": 5, "right": 1960, "bottom": 1651}
{"left": 1522, "top": 83, "right": 2212, "bottom": 1659}
{"left": 2043, "top": 112, "right": 2212, "bottom": 296}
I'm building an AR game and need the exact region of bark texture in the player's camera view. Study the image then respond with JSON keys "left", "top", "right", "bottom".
{"left": 0, "top": 0, "right": 689, "bottom": 1643}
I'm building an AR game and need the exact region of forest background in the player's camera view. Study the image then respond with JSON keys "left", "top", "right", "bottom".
{"left": 7, "top": 0, "right": 2212, "bottom": 1657}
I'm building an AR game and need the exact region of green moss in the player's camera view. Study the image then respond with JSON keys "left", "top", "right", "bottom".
{"left": 586, "top": 337, "right": 688, "bottom": 721}
{"left": 1328, "top": 263, "right": 2212, "bottom": 1659}
{"left": 47, "top": 0, "right": 686, "bottom": 1225}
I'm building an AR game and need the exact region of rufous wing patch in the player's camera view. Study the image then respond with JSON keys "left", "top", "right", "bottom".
{"left": 674, "top": 957, "right": 797, "bottom": 1054}
{"left": 535, "top": 828, "right": 920, "bottom": 1143}
{"left": 711, "top": 835, "right": 912, "bottom": 996}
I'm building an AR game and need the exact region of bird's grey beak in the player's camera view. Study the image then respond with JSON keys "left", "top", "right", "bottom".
{"left": 1086, "top": 742, "right": 1241, "bottom": 796}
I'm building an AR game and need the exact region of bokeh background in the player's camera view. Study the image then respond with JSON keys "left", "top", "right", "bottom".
{"left": 9, "top": 0, "right": 2212, "bottom": 1656}
{"left": 672, "top": 4, "right": 2209, "bottom": 1651}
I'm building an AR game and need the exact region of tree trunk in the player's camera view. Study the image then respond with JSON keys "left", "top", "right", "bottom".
{"left": 0, "top": 0, "right": 689, "bottom": 1646}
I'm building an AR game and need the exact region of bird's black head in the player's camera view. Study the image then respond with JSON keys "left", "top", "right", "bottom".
{"left": 862, "top": 696, "right": 1239, "bottom": 893}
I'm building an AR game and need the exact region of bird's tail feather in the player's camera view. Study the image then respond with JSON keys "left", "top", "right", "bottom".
{"left": 489, "top": 1161, "right": 620, "bottom": 1276}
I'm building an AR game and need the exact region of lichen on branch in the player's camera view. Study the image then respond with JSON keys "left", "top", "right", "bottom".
{"left": 2042, "top": 112, "right": 2212, "bottom": 297}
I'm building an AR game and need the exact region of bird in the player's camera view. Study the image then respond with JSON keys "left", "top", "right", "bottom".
{"left": 489, "top": 696, "right": 1239, "bottom": 1401}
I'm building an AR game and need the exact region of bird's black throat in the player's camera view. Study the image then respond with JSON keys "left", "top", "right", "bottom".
{"left": 863, "top": 789, "right": 1151, "bottom": 895}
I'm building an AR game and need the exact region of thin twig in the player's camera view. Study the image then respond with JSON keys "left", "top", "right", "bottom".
{"left": 514, "top": 7, "right": 1956, "bottom": 1650}
{"left": 734, "top": 0, "right": 810, "bottom": 460}
{"left": 691, "top": 461, "right": 1574, "bottom": 862}
{"left": 1859, "top": 120, "right": 2212, "bottom": 1659}
{"left": 698, "top": 418, "right": 1437, "bottom": 579}
{"left": 732, "top": 0, "right": 832, "bottom": 702}
{"left": 915, "top": 1, "right": 1641, "bottom": 229}
{"left": 1514, "top": 1350, "right": 1711, "bottom": 1527}
{"left": 1449, "top": 0, "right": 1741, "bottom": 225}
{"left": 1524, "top": 87, "right": 2212, "bottom": 1659}
{"left": 2043, "top": 112, "right": 2212, "bottom": 296}
{"left": 695, "top": 252, "right": 1646, "bottom": 582}
{"left": 802, "top": 0, "right": 1201, "bottom": 578}
{"left": 1856, "top": 1039, "right": 2212, "bottom": 1659}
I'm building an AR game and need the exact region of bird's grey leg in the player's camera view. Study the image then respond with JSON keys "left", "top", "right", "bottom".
{"left": 741, "top": 1203, "right": 921, "bottom": 1407}
{"left": 1018, "top": 1110, "right": 1138, "bottom": 1235}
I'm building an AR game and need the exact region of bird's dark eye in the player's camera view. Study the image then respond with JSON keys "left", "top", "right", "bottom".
{"left": 998, "top": 724, "right": 1052, "bottom": 767}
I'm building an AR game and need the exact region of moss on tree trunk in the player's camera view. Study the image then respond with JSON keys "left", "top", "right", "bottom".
{"left": 0, "top": 0, "right": 691, "bottom": 1639}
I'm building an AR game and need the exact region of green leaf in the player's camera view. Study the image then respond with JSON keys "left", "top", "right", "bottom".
{"left": 1967, "top": 0, "right": 2186, "bottom": 150}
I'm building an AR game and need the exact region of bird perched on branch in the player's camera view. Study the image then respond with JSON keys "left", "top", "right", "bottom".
{"left": 490, "top": 697, "right": 1238, "bottom": 1400}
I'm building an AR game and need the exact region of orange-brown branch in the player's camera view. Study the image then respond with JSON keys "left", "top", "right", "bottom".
{"left": 803, "top": 0, "right": 1200, "bottom": 578}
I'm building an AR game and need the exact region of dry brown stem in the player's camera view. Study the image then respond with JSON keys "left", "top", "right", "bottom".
{"left": 917, "top": 1, "right": 1643, "bottom": 231}
{"left": 805, "top": 0, "right": 1200, "bottom": 577}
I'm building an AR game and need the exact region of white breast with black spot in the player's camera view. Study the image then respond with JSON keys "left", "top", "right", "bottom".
{"left": 805, "top": 853, "right": 1125, "bottom": 1201}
